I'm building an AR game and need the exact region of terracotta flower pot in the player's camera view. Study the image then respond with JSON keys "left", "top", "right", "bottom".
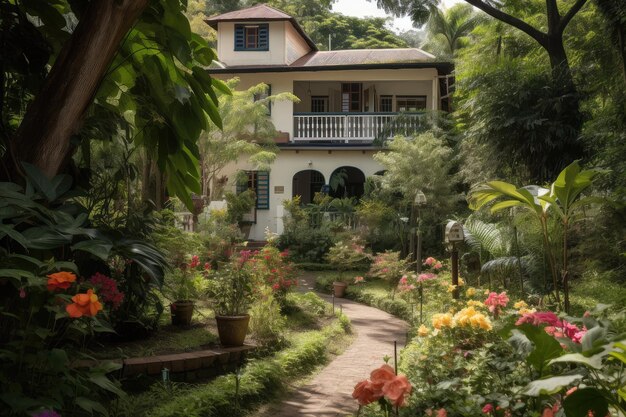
{"left": 215, "top": 314, "right": 250, "bottom": 347}
{"left": 333, "top": 282, "right": 348, "bottom": 298}
{"left": 170, "top": 301, "right": 194, "bottom": 326}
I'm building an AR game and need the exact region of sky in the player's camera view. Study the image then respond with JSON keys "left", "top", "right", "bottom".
{"left": 332, "top": 0, "right": 463, "bottom": 32}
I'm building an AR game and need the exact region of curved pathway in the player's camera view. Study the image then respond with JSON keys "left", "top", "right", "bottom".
{"left": 271, "top": 273, "right": 409, "bottom": 417}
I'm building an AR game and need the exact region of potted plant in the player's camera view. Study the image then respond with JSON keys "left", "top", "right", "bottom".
{"left": 164, "top": 256, "right": 208, "bottom": 326}
{"left": 325, "top": 237, "right": 370, "bottom": 298}
{"left": 207, "top": 250, "right": 257, "bottom": 346}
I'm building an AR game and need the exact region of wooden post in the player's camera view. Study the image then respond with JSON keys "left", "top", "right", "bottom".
{"left": 451, "top": 243, "right": 459, "bottom": 299}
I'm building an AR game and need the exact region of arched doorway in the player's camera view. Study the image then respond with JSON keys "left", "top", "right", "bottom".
{"left": 292, "top": 170, "right": 325, "bottom": 204}
{"left": 329, "top": 166, "right": 366, "bottom": 199}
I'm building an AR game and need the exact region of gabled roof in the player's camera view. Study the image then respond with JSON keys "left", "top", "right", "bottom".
{"left": 205, "top": 4, "right": 292, "bottom": 22}
{"left": 205, "top": 4, "right": 318, "bottom": 51}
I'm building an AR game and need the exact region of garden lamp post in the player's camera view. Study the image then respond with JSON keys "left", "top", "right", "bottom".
{"left": 445, "top": 221, "right": 465, "bottom": 300}
{"left": 414, "top": 190, "right": 427, "bottom": 273}
{"left": 413, "top": 190, "right": 427, "bottom": 324}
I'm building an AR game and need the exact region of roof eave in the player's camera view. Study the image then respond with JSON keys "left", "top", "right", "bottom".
{"left": 207, "top": 61, "right": 455, "bottom": 75}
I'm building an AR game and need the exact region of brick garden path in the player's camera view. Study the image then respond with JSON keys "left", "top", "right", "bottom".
{"left": 270, "top": 272, "right": 409, "bottom": 417}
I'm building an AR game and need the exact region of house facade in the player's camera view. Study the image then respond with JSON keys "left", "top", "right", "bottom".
{"left": 206, "top": 4, "right": 453, "bottom": 240}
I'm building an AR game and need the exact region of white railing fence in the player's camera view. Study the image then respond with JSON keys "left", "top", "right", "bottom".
{"left": 293, "top": 112, "right": 423, "bottom": 142}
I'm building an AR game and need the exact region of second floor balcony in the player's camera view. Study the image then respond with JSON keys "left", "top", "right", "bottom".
{"left": 292, "top": 112, "right": 424, "bottom": 143}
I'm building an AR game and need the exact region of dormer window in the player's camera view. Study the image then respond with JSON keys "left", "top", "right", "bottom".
{"left": 235, "top": 24, "right": 269, "bottom": 51}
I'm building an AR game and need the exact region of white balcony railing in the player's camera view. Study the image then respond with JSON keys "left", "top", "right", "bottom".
{"left": 293, "top": 112, "right": 424, "bottom": 142}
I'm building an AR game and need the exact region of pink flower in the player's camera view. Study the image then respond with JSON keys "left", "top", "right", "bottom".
{"left": 566, "top": 386, "right": 578, "bottom": 397}
{"left": 437, "top": 408, "right": 447, "bottom": 417}
{"left": 482, "top": 404, "right": 494, "bottom": 414}
{"left": 516, "top": 311, "right": 561, "bottom": 327}
{"left": 484, "top": 292, "right": 509, "bottom": 310}
{"left": 417, "top": 273, "right": 436, "bottom": 282}
{"left": 424, "top": 257, "right": 436, "bottom": 266}
{"left": 354, "top": 276, "right": 365, "bottom": 284}
{"left": 434, "top": 262, "right": 442, "bottom": 270}
{"left": 204, "top": 262, "right": 211, "bottom": 270}
{"left": 399, "top": 276, "right": 408, "bottom": 284}
{"left": 19, "top": 288, "right": 26, "bottom": 298}
{"left": 425, "top": 409, "right": 433, "bottom": 417}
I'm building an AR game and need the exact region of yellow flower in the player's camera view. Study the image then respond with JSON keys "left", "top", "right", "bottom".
{"left": 447, "top": 284, "right": 457, "bottom": 293}
{"left": 466, "top": 287, "right": 476, "bottom": 297}
{"left": 432, "top": 313, "right": 454, "bottom": 329}
{"left": 470, "top": 314, "right": 493, "bottom": 331}
{"left": 484, "top": 289, "right": 490, "bottom": 295}
{"left": 418, "top": 324, "right": 430, "bottom": 337}
{"left": 514, "top": 300, "right": 528, "bottom": 309}
{"left": 458, "top": 277, "right": 465, "bottom": 286}
{"left": 467, "top": 300, "right": 484, "bottom": 308}
{"left": 452, "top": 307, "right": 493, "bottom": 331}
{"left": 518, "top": 307, "right": 537, "bottom": 315}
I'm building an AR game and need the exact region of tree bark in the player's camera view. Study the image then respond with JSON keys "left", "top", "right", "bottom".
{"left": 1, "top": 0, "right": 149, "bottom": 181}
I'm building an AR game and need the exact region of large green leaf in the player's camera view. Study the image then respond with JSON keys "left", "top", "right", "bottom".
{"left": 71, "top": 239, "right": 113, "bottom": 261}
{"left": 0, "top": 224, "right": 29, "bottom": 249}
{"left": 562, "top": 388, "right": 608, "bottom": 417}
{"left": 21, "top": 227, "right": 71, "bottom": 249}
{"left": 75, "top": 397, "right": 110, "bottom": 416}
{"left": 21, "top": 162, "right": 56, "bottom": 201}
{"left": 517, "top": 323, "right": 564, "bottom": 374}
{"left": 523, "top": 374, "right": 583, "bottom": 396}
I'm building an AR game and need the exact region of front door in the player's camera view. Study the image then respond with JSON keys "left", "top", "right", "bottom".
{"left": 341, "top": 83, "right": 362, "bottom": 112}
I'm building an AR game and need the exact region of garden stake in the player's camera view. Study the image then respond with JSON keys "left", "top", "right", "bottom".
{"left": 419, "top": 283, "right": 424, "bottom": 324}
{"left": 161, "top": 367, "right": 170, "bottom": 389}
{"left": 393, "top": 340, "right": 398, "bottom": 375}
{"left": 235, "top": 366, "right": 242, "bottom": 408}
{"left": 332, "top": 293, "right": 335, "bottom": 314}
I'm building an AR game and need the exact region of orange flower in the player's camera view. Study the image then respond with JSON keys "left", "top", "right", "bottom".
{"left": 383, "top": 374, "right": 412, "bottom": 407}
{"left": 47, "top": 271, "right": 76, "bottom": 291}
{"left": 370, "top": 364, "right": 396, "bottom": 390}
{"left": 66, "top": 289, "right": 103, "bottom": 318}
{"left": 352, "top": 380, "right": 382, "bottom": 405}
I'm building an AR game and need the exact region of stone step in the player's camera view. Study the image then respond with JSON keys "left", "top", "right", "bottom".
{"left": 122, "top": 344, "right": 256, "bottom": 377}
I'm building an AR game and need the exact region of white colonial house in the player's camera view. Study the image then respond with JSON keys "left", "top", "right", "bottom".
{"left": 206, "top": 4, "right": 453, "bottom": 240}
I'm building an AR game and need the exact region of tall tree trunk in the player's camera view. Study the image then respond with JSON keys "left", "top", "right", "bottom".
{"left": 1, "top": 0, "right": 149, "bottom": 181}
{"left": 545, "top": 33, "right": 577, "bottom": 92}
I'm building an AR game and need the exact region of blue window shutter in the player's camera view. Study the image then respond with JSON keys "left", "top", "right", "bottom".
{"left": 258, "top": 24, "right": 269, "bottom": 50}
{"left": 256, "top": 171, "right": 270, "bottom": 210}
{"left": 234, "top": 25, "right": 244, "bottom": 50}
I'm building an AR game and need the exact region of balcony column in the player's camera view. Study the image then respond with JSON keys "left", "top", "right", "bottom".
{"left": 431, "top": 77, "right": 438, "bottom": 111}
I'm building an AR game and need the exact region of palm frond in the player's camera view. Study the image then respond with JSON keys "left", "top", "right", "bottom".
{"left": 464, "top": 217, "right": 509, "bottom": 259}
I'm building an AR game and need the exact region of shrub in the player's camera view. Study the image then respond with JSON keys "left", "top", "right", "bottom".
{"left": 279, "top": 220, "right": 335, "bottom": 263}
{"left": 249, "top": 287, "right": 287, "bottom": 352}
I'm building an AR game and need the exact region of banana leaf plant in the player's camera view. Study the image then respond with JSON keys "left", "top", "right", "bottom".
{"left": 469, "top": 161, "right": 605, "bottom": 312}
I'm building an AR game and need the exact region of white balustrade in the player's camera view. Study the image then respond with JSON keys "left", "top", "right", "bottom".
{"left": 293, "top": 113, "right": 423, "bottom": 142}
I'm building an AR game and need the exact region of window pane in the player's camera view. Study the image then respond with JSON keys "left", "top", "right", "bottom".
{"left": 245, "top": 27, "right": 258, "bottom": 48}
{"left": 396, "top": 96, "right": 426, "bottom": 111}
{"left": 380, "top": 96, "right": 392, "bottom": 112}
